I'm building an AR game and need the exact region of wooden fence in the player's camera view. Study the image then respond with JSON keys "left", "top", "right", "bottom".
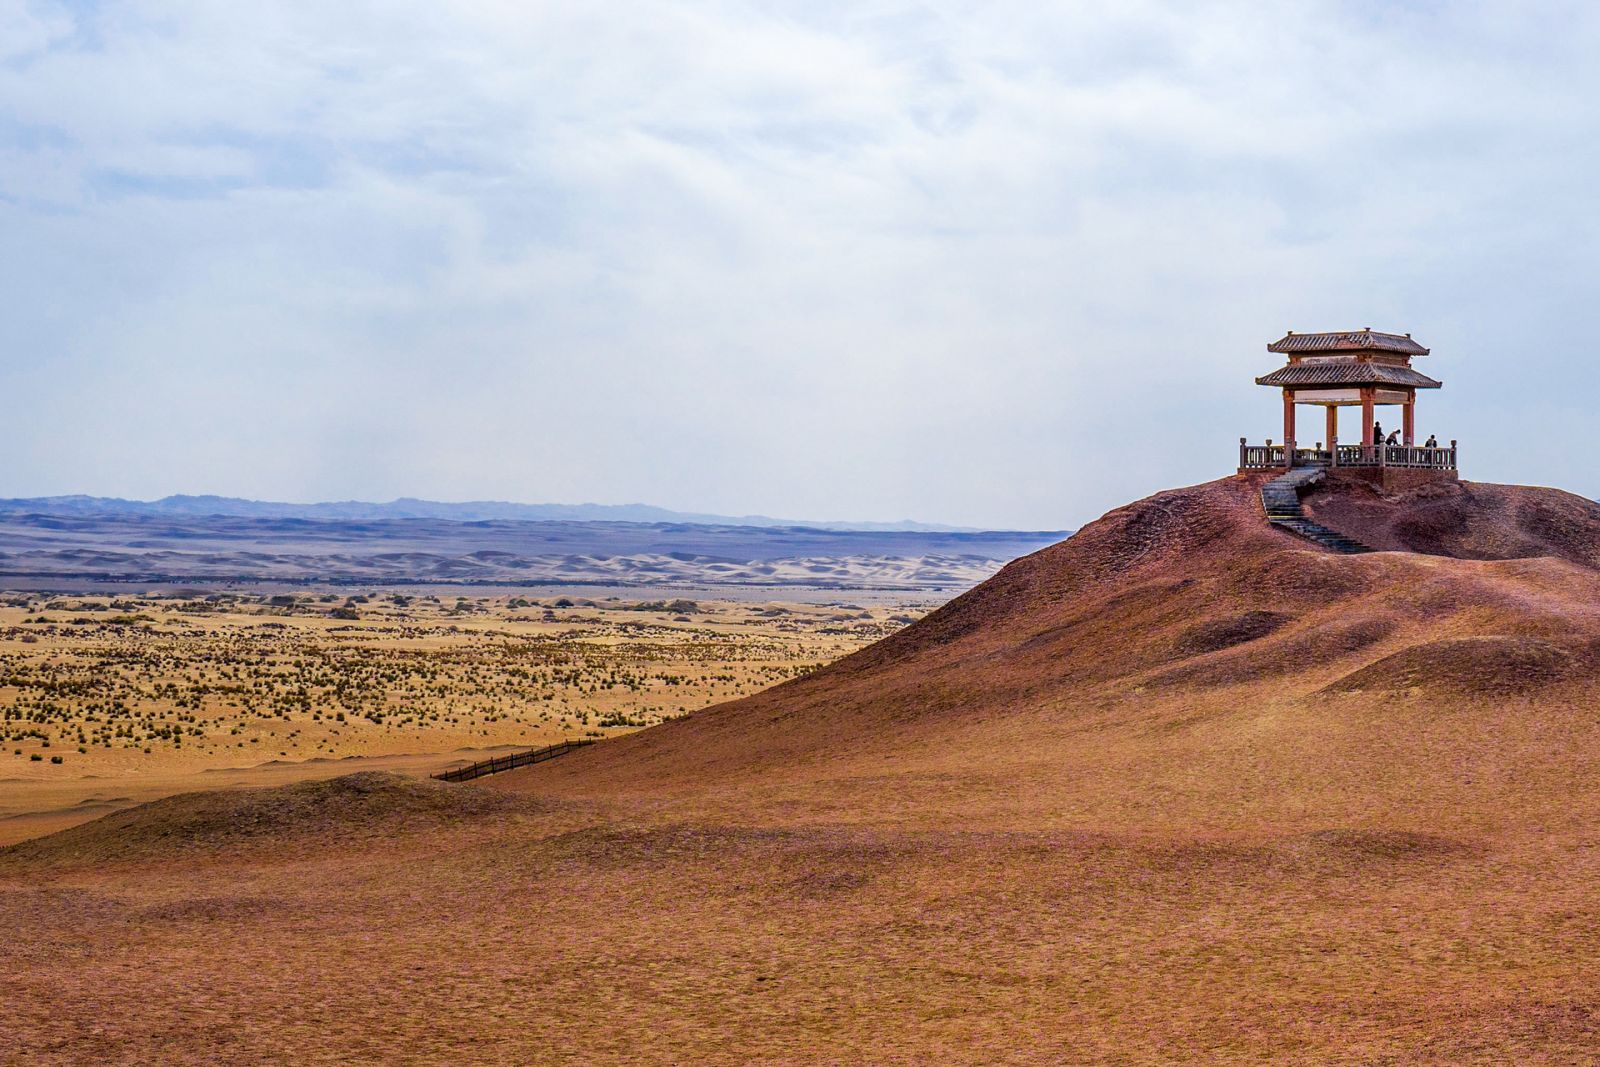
{"left": 1240, "top": 438, "right": 1457, "bottom": 471}
{"left": 431, "top": 739, "right": 596, "bottom": 783}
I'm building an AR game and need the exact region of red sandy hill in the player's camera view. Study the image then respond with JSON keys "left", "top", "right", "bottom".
{"left": 11, "top": 473, "right": 1600, "bottom": 1065}
{"left": 509, "top": 473, "right": 1600, "bottom": 827}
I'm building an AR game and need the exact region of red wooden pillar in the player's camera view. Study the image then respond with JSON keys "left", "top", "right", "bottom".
{"left": 1282, "top": 389, "right": 1297, "bottom": 467}
{"left": 1325, "top": 406, "right": 1338, "bottom": 451}
{"left": 1403, "top": 393, "right": 1415, "bottom": 445}
{"left": 1361, "top": 388, "right": 1376, "bottom": 447}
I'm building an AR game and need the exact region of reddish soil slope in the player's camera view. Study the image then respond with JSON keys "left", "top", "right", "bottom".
{"left": 1304, "top": 476, "right": 1600, "bottom": 565}
{"left": 511, "top": 475, "right": 1600, "bottom": 825}
{"left": 10, "top": 474, "right": 1600, "bottom": 1064}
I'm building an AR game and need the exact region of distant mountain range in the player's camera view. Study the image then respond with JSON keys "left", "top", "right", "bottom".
{"left": 0, "top": 495, "right": 1020, "bottom": 534}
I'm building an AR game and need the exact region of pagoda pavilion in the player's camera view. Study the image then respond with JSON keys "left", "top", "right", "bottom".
{"left": 1239, "top": 328, "right": 1458, "bottom": 487}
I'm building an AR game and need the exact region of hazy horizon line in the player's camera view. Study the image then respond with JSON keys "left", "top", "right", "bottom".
{"left": 0, "top": 491, "right": 1070, "bottom": 535}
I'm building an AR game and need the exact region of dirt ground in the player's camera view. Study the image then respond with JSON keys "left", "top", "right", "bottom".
{"left": 10, "top": 476, "right": 1600, "bottom": 1063}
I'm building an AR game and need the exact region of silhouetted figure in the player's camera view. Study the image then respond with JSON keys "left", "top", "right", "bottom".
{"left": 1425, "top": 434, "right": 1438, "bottom": 448}
{"left": 1386, "top": 429, "right": 1400, "bottom": 446}
{"left": 1372, "top": 421, "right": 1383, "bottom": 446}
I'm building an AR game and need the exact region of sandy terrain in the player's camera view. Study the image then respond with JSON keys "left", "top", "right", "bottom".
{"left": 9, "top": 474, "right": 1600, "bottom": 1062}
{"left": 0, "top": 592, "right": 929, "bottom": 845}
{"left": 0, "top": 510, "right": 1063, "bottom": 588}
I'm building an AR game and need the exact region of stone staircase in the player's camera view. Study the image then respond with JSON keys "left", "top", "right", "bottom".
{"left": 1260, "top": 468, "right": 1373, "bottom": 554}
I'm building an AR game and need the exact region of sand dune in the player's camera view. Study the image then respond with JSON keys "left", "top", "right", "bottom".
{"left": 0, "top": 512, "right": 1063, "bottom": 589}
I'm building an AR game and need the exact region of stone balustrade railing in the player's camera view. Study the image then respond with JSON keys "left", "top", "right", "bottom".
{"left": 1239, "top": 438, "right": 1457, "bottom": 471}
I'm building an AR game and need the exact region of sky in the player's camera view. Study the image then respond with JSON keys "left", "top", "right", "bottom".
{"left": 4, "top": 1, "right": 1598, "bottom": 530}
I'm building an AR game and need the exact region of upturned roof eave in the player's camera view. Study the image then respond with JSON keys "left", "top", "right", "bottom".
{"left": 1266, "top": 330, "right": 1431, "bottom": 356}
{"left": 1254, "top": 372, "right": 1444, "bottom": 389}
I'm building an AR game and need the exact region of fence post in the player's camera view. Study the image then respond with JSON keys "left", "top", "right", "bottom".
{"left": 434, "top": 738, "right": 596, "bottom": 784}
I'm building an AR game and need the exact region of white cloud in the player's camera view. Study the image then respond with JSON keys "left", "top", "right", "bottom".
{"left": 3, "top": 1, "right": 1598, "bottom": 526}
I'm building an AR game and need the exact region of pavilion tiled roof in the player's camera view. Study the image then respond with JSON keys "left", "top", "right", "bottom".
{"left": 1255, "top": 362, "right": 1442, "bottom": 389}
{"left": 1267, "top": 330, "right": 1429, "bottom": 356}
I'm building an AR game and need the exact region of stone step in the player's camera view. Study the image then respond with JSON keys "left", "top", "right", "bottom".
{"left": 1259, "top": 469, "right": 1372, "bottom": 555}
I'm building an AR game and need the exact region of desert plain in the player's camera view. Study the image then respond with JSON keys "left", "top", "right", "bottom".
{"left": 0, "top": 591, "right": 927, "bottom": 845}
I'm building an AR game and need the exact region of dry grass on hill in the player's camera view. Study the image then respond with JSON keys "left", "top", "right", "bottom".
{"left": 10, "top": 474, "right": 1600, "bottom": 1063}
